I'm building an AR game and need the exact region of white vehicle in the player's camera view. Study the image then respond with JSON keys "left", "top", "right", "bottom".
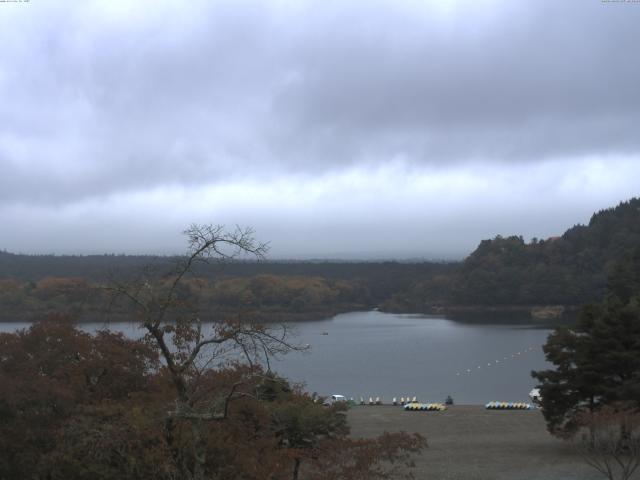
{"left": 529, "top": 388, "right": 541, "bottom": 403}
{"left": 324, "top": 394, "right": 347, "bottom": 406}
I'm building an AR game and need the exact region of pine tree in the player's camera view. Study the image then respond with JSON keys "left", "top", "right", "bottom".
{"left": 532, "top": 255, "right": 640, "bottom": 437}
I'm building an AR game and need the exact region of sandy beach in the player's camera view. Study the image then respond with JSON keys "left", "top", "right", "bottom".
{"left": 348, "top": 405, "right": 607, "bottom": 480}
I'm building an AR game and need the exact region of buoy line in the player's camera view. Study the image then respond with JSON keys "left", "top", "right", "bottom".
{"left": 454, "top": 346, "right": 537, "bottom": 377}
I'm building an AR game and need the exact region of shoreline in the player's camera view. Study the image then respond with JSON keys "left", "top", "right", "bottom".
{"left": 0, "top": 305, "right": 370, "bottom": 324}
{"left": 380, "top": 303, "right": 579, "bottom": 323}
{"left": 0, "top": 304, "right": 576, "bottom": 324}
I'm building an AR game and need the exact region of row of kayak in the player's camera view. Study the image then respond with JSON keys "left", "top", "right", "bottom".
{"left": 402, "top": 401, "right": 534, "bottom": 411}
{"left": 403, "top": 403, "right": 447, "bottom": 411}
{"left": 485, "top": 401, "right": 533, "bottom": 409}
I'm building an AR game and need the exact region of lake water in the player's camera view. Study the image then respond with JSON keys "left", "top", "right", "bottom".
{"left": 0, "top": 311, "right": 553, "bottom": 404}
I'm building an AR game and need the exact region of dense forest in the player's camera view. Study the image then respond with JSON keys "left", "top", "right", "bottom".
{"left": 0, "top": 274, "right": 374, "bottom": 322}
{"left": 384, "top": 198, "right": 640, "bottom": 314}
{"left": 1, "top": 197, "right": 638, "bottom": 321}
{"left": 0, "top": 252, "right": 454, "bottom": 322}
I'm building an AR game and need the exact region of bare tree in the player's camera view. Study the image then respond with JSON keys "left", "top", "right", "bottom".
{"left": 107, "top": 224, "right": 306, "bottom": 479}
{"left": 574, "top": 406, "right": 640, "bottom": 480}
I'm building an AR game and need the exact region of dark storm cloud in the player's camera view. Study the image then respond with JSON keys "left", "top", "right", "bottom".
{"left": 0, "top": 0, "right": 639, "bottom": 207}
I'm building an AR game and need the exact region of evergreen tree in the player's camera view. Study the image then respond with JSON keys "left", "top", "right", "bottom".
{"left": 532, "top": 255, "right": 640, "bottom": 436}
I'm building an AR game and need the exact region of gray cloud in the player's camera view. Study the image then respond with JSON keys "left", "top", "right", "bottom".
{"left": 272, "top": 1, "right": 640, "bottom": 165}
{"left": 1, "top": 158, "right": 638, "bottom": 258}
{"left": 0, "top": 0, "right": 638, "bottom": 257}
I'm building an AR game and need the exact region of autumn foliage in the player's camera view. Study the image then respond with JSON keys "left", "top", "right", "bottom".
{"left": 0, "top": 316, "right": 425, "bottom": 480}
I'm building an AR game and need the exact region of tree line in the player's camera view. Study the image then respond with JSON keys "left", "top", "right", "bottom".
{"left": 0, "top": 249, "right": 454, "bottom": 307}
{"left": 0, "top": 274, "right": 373, "bottom": 322}
{"left": 1, "top": 197, "right": 639, "bottom": 318}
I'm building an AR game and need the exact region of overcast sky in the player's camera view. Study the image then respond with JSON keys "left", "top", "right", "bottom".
{"left": 1, "top": 0, "right": 638, "bottom": 259}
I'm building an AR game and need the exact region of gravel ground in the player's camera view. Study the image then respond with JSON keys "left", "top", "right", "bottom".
{"left": 347, "top": 405, "right": 610, "bottom": 480}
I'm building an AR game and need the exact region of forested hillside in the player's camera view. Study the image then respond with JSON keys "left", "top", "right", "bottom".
{"left": 385, "top": 198, "right": 640, "bottom": 312}
{"left": 1, "top": 198, "right": 638, "bottom": 319}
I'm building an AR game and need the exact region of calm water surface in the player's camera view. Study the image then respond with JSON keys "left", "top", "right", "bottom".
{"left": 1, "top": 311, "right": 552, "bottom": 404}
